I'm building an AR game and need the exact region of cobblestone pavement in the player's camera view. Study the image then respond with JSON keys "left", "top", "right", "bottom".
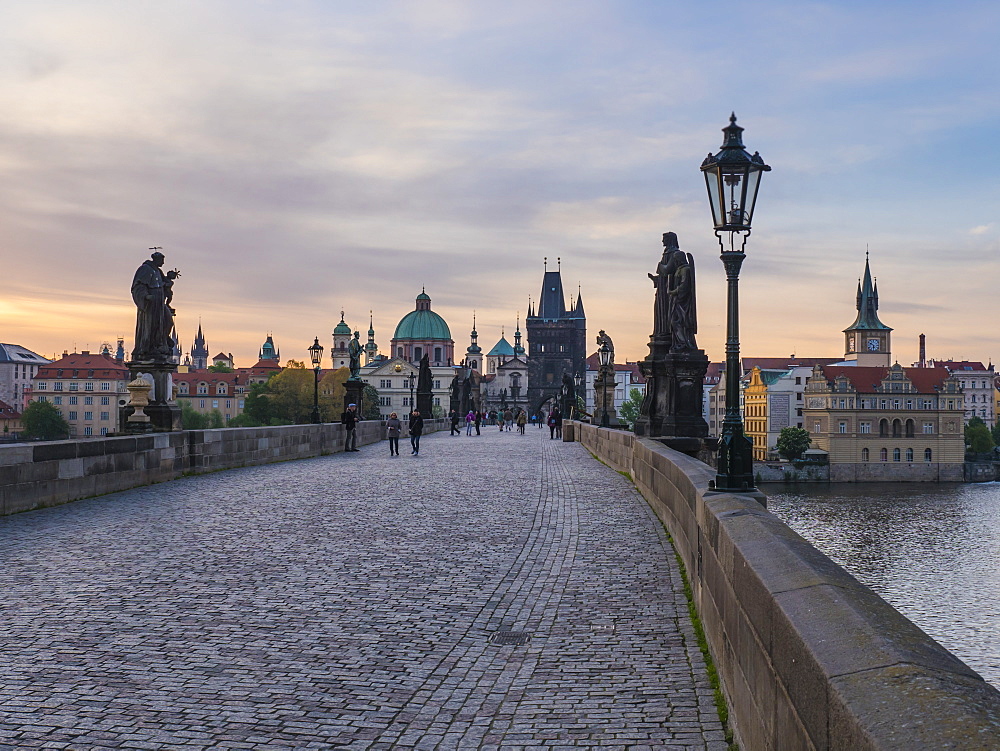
{"left": 0, "top": 426, "right": 727, "bottom": 750}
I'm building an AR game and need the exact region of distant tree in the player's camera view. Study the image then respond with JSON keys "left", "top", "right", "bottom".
{"left": 21, "top": 401, "right": 70, "bottom": 440}
{"left": 319, "top": 368, "right": 350, "bottom": 421}
{"left": 207, "top": 363, "right": 233, "bottom": 373}
{"left": 776, "top": 426, "right": 811, "bottom": 460}
{"left": 227, "top": 413, "right": 261, "bottom": 428}
{"left": 991, "top": 422, "right": 1000, "bottom": 446}
{"left": 965, "top": 418, "right": 994, "bottom": 454}
{"left": 244, "top": 382, "right": 276, "bottom": 425}
{"left": 619, "top": 388, "right": 644, "bottom": 430}
{"left": 361, "top": 383, "right": 381, "bottom": 420}
{"left": 180, "top": 400, "right": 210, "bottom": 430}
{"left": 208, "top": 409, "right": 225, "bottom": 429}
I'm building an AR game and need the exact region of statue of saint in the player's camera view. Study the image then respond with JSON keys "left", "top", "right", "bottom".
{"left": 649, "top": 233, "right": 682, "bottom": 342}
{"left": 131, "top": 250, "right": 180, "bottom": 363}
{"left": 348, "top": 331, "right": 363, "bottom": 379}
{"left": 596, "top": 330, "right": 614, "bottom": 363}
{"left": 668, "top": 251, "right": 698, "bottom": 352}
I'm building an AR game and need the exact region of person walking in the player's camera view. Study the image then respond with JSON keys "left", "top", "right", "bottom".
{"left": 409, "top": 410, "right": 424, "bottom": 455}
{"left": 516, "top": 409, "right": 527, "bottom": 434}
{"left": 465, "top": 410, "right": 475, "bottom": 436}
{"left": 341, "top": 403, "right": 361, "bottom": 452}
{"left": 386, "top": 412, "right": 402, "bottom": 456}
{"left": 503, "top": 408, "right": 514, "bottom": 431}
{"left": 474, "top": 410, "right": 482, "bottom": 435}
{"left": 497, "top": 410, "right": 504, "bottom": 431}
{"left": 449, "top": 409, "right": 460, "bottom": 435}
{"left": 548, "top": 407, "right": 561, "bottom": 440}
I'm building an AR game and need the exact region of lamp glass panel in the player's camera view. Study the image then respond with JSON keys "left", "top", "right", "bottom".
{"left": 704, "top": 169, "right": 724, "bottom": 228}
{"left": 744, "top": 168, "right": 762, "bottom": 227}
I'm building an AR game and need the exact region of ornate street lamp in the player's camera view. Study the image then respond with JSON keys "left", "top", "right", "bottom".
{"left": 701, "top": 113, "right": 770, "bottom": 492}
{"left": 406, "top": 371, "right": 416, "bottom": 418}
{"left": 308, "top": 336, "right": 324, "bottom": 424}
{"left": 598, "top": 342, "right": 612, "bottom": 428}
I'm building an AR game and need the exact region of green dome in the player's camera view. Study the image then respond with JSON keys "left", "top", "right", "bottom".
{"left": 394, "top": 310, "right": 452, "bottom": 340}
{"left": 333, "top": 313, "right": 351, "bottom": 336}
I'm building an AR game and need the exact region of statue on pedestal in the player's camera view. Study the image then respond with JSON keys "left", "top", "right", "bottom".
{"left": 131, "top": 250, "right": 180, "bottom": 363}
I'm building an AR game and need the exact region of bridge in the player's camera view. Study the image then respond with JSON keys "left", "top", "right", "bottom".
{"left": 2, "top": 422, "right": 999, "bottom": 749}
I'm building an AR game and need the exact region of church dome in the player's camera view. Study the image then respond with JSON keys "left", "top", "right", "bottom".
{"left": 393, "top": 290, "right": 452, "bottom": 341}
{"left": 333, "top": 312, "right": 351, "bottom": 336}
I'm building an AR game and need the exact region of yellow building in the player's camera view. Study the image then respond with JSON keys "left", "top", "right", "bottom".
{"left": 744, "top": 367, "right": 774, "bottom": 461}
{"left": 27, "top": 352, "right": 130, "bottom": 438}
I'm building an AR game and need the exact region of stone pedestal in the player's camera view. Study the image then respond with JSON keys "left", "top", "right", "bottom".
{"left": 634, "top": 345, "right": 709, "bottom": 446}
{"left": 344, "top": 379, "right": 365, "bottom": 414}
{"left": 123, "top": 362, "right": 181, "bottom": 432}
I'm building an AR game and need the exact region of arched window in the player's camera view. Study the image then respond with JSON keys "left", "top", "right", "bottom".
{"left": 879, "top": 419, "right": 889, "bottom": 437}
{"left": 414, "top": 346, "right": 423, "bottom": 361}
{"left": 925, "top": 448, "right": 932, "bottom": 462}
{"left": 861, "top": 448, "right": 869, "bottom": 462}
{"left": 434, "top": 346, "right": 442, "bottom": 362}
{"left": 892, "top": 419, "right": 902, "bottom": 438}
{"left": 397, "top": 347, "right": 403, "bottom": 357}
{"left": 198, "top": 382, "right": 208, "bottom": 395}
{"left": 893, "top": 448, "right": 901, "bottom": 462}
{"left": 880, "top": 448, "right": 888, "bottom": 462}
{"left": 905, "top": 448, "right": 914, "bottom": 462}
{"left": 905, "top": 419, "right": 915, "bottom": 438}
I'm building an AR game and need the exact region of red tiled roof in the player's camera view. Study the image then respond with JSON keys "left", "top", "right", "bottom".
{"left": 931, "top": 360, "right": 990, "bottom": 372}
{"left": 35, "top": 352, "right": 128, "bottom": 379}
{"left": 0, "top": 398, "right": 20, "bottom": 418}
{"left": 821, "top": 365, "right": 952, "bottom": 394}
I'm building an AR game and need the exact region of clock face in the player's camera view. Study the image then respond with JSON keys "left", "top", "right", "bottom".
{"left": 867, "top": 338, "right": 880, "bottom": 351}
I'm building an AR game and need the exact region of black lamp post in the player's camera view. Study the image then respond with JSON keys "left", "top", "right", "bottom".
{"left": 701, "top": 113, "right": 770, "bottom": 492}
{"left": 598, "top": 343, "right": 612, "bottom": 428}
{"left": 308, "top": 337, "right": 324, "bottom": 424}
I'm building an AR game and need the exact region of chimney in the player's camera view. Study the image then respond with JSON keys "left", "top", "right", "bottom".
{"left": 919, "top": 334, "right": 926, "bottom": 368}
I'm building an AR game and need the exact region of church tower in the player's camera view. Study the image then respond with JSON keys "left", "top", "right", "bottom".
{"left": 191, "top": 322, "right": 209, "bottom": 370}
{"left": 843, "top": 254, "right": 892, "bottom": 367}
{"left": 331, "top": 311, "right": 352, "bottom": 369}
{"left": 465, "top": 313, "right": 482, "bottom": 372}
{"left": 365, "top": 312, "right": 378, "bottom": 365}
{"left": 526, "top": 257, "right": 586, "bottom": 411}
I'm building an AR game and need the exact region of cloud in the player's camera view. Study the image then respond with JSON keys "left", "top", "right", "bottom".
{"left": 969, "top": 224, "right": 994, "bottom": 236}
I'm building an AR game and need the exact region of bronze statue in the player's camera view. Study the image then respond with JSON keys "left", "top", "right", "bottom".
{"left": 348, "top": 331, "right": 363, "bottom": 379}
{"left": 668, "top": 250, "right": 698, "bottom": 352}
{"left": 131, "top": 250, "right": 180, "bottom": 363}
{"left": 649, "top": 232, "right": 682, "bottom": 343}
{"left": 597, "top": 329, "right": 614, "bottom": 360}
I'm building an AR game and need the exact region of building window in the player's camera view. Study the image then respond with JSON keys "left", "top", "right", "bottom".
{"left": 879, "top": 419, "right": 889, "bottom": 437}
{"left": 85, "top": 382, "right": 94, "bottom": 391}
{"left": 69, "top": 411, "right": 77, "bottom": 420}
{"left": 212, "top": 400, "right": 219, "bottom": 409}
{"left": 906, "top": 448, "right": 914, "bottom": 462}
{"left": 880, "top": 448, "right": 888, "bottom": 462}
{"left": 893, "top": 448, "right": 901, "bottom": 462}
{"left": 379, "top": 396, "right": 391, "bottom": 407}
{"left": 839, "top": 399, "right": 846, "bottom": 408}
{"left": 100, "top": 427, "right": 108, "bottom": 436}
{"left": 100, "top": 412, "right": 109, "bottom": 421}
{"left": 796, "top": 392, "right": 802, "bottom": 401}
{"left": 69, "top": 396, "right": 78, "bottom": 405}
{"left": 434, "top": 380, "right": 441, "bottom": 389}
{"left": 198, "top": 384, "right": 208, "bottom": 395}
{"left": 905, "top": 419, "right": 915, "bottom": 437}
{"left": 69, "top": 383, "right": 78, "bottom": 391}
{"left": 434, "top": 398, "right": 441, "bottom": 406}
{"left": 84, "top": 426, "right": 92, "bottom": 436}
{"left": 795, "top": 376, "right": 801, "bottom": 385}
{"left": 813, "top": 421, "right": 821, "bottom": 433}
{"left": 861, "top": 448, "right": 869, "bottom": 462}
{"left": 38, "top": 396, "right": 47, "bottom": 403}
{"left": 84, "top": 411, "right": 93, "bottom": 421}
{"left": 84, "top": 396, "right": 94, "bottom": 405}
{"left": 102, "top": 382, "right": 111, "bottom": 391}
{"left": 54, "top": 397, "right": 63, "bottom": 405}
{"left": 925, "top": 448, "right": 932, "bottom": 462}
{"left": 923, "top": 422, "right": 934, "bottom": 434}
{"left": 860, "top": 422, "right": 871, "bottom": 434}
{"left": 37, "top": 382, "right": 47, "bottom": 390}
{"left": 54, "top": 382, "right": 63, "bottom": 391}
{"left": 380, "top": 379, "right": 391, "bottom": 389}
{"left": 199, "top": 400, "right": 205, "bottom": 408}
{"left": 838, "top": 421, "right": 847, "bottom": 433}
{"left": 880, "top": 399, "right": 887, "bottom": 409}
{"left": 226, "top": 400, "right": 232, "bottom": 409}
{"left": 100, "top": 396, "right": 110, "bottom": 406}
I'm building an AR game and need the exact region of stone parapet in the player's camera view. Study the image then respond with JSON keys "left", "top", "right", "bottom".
{"left": 570, "top": 419, "right": 1000, "bottom": 750}
{"left": 0, "top": 419, "right": 443, "bottom": 517}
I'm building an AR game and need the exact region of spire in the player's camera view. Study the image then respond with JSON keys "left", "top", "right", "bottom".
{"left": 844, "top": 253, "right": 891, "bottom": 333}
{"left": 368, "top": 310, "right": 375, "bottom": 337}
{"left": 574, "top": 286, "right": 586, "bottom": 318}
{"left": 514, "top": 313, "right": 524, "bottom": 356}
{"left": 467, "top": 312, "right": 482, "bottom": 355}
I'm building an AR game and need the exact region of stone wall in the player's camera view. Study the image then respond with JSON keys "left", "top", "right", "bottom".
{"left": 0, "top": 420, "right": 443, "bottom": 517}
{"left": 753, "top": 461, "right": 830, "bottom": 483}
{"left": 572, "top": 421, "right": 1000, "bottom": 750}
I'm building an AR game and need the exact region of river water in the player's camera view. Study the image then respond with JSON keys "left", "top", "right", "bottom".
{"left": 764, "top": 482, "right": 1000, "bottom": 689}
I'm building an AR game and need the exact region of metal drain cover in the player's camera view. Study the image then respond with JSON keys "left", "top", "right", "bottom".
{"left": 489, "top": 631, "right": 531, "bottom": 646}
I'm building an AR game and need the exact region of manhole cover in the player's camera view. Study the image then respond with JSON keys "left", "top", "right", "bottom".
{"left": 488, "top": 631, "right": 531, "bottom": 646}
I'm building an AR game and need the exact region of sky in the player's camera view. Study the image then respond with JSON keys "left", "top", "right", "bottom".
{"left": 2, "top": 1, "right": 998, "bottom": 368}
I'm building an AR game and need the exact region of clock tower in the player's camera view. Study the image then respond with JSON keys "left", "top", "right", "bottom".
{"left": 843, "top": 253, "right": 891, "bottom": 367}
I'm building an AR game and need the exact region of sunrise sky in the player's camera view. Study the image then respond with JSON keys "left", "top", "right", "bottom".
{"left": 2, "top": 1, "right": 998, "bottom": 367}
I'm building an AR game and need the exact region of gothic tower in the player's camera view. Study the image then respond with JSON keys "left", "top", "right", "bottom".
{"left": 365, "top": 312, "right": 378, "bottom": 365}
{"left": 332, "top": 311, "right": 352, "bottom": 369}
{"left": 843, "top": 253, "right": 892, "bottom": 367}
{"left": 191, "top": 322, "right": 209, "bottom": 370}
{"left": 465, "top": 313, "right": 482, "bottom": 372}
{"left": 525, "top": 258, "right": 586, "bottom": 412}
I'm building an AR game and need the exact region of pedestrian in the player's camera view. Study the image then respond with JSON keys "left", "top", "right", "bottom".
{"left": 530, "top": 413, "right": 537, "bottom": 429}
{"left": 386, "top": 412, "right": 402, "bottom": 456}
{"left": 465, "top": 410, "right": 475, "bottom": 435}
{"left": 516, "top": 409, "right": 527, "bottom": 434}
{"left": 409, "top": 410, "right": 424, "bottom": 454}
{"left": 474, "top": 410, "right": 482, "bottom": 435}
{"left": 537, "top": 411, "right": 545, "bottom": 428}
{"left": 341, "top": 403, "right": 361, "bottom": 452}
{"left": 450, "top": 409, "right": 460, "bottom": 435}
{"left": 498, "top": 410, "right": 504, "bottom": 431}
{"left": 548, "top": 407, "right": 561, "bottom": 440}
{"left": 503, "top": 408, "right": 513, "bottom": 431}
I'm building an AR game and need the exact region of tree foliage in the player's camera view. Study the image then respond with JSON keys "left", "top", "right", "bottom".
{"left": 207, "top": 363, "right": 233, "bottom": 373}
{"left": 22, "top": 401, "right": 71, "bottom": 440}
{"left": 362, "top": 383, "right": 381, "bottom": 420}
{"left": 965, "top": 418, "right": 995, "bottom": 454}
{"left": 776, "top": 426, "right": 811, "bottom": 460}
{"left": 619, "top": 388, "right": 644, "bottom": 430}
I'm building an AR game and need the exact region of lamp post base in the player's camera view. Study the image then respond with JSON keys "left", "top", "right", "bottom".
{"left": 714, "top": 425, "right": 756, "bottom": 493}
